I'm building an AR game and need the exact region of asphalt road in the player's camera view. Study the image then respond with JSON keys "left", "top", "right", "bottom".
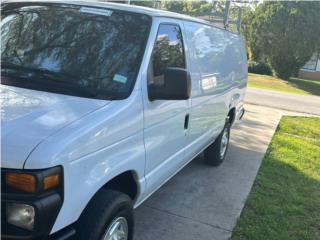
{"left": 134, "top": 104, "right": 301, "bottom": 240}
{"left": 245, "top": 87, "right": 320, "bottom": 115}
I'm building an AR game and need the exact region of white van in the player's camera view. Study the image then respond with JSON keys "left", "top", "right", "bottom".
{"left": 1, "top": 1, "right": 247, "bottom": 239}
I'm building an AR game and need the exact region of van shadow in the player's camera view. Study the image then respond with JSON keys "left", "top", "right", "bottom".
{"left": 289, "top": 77, "right": 320, "bottom": 96}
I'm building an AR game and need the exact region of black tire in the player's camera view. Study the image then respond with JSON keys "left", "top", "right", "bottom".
{"left": 204, "top": 121, "right": 231, "bottom": 166}
{"left": 77, "top": 189, "right": 134, "bottom": 240}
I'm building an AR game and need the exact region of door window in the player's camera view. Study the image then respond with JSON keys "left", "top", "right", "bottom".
{"left": 149, "top": 24, "right": 185, "bottom": 87}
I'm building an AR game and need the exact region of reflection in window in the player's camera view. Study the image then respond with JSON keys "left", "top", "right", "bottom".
{"left": 150, "top": 24, "right": 185, "bottom": 86}
{"left": 1, "top": 4, "right": 151, "bottom": 99}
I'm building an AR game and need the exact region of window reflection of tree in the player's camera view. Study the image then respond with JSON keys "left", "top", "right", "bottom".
{"left": 1, "top": 5, "right": 150, "bottom": 96}
{"left": 152, "top": 25, "right": 185, "bottom": 86}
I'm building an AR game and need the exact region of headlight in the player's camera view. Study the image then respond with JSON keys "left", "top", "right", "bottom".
{"left": 6, "top": 203, "right": 35, "bottom": 230}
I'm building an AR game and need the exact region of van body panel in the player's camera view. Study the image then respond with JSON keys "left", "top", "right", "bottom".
{"left": 52, "top": 129, "right": 145, "bottom": 232}
{"left": 0, "top": 85, "right": 108, "bottom": 169}
{"left": 23, "top": 90, "right": 146, "bottom": 232}
{"left": 24, "top": 90, "right": 144, "bottom": 169}
{"left": 183, "top": 21, "right": 247, "bottom": 160}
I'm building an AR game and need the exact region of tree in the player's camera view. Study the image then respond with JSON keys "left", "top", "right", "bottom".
{"left": 131, "top": 0, "right": 155, "bottom": 8}
{"left": 243, "top": 1, "right": 320, "bottom": 79}
{"left": 161, "top": 0, "right": 185, "bottom": 13}
{"left": 161, "top": 0, "right": 223, "bottom": 16}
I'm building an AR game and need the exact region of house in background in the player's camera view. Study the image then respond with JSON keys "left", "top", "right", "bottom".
{"left": 299, "top": 52, "right": 320, "bottom": 80}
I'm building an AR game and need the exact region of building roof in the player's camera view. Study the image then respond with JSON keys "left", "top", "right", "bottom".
{"left": 4, "top": 0, "right": 227, "bottom": 31}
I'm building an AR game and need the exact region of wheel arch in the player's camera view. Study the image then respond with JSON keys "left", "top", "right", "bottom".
{"left": 101, "top": 170, "right": 139, "bottom": 201}
{"left": 75, "top": 170, "right": 140, "bottom": 227}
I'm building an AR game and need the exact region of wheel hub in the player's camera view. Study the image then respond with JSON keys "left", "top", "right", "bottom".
{"left": 102, "top": 217, "right": 128, "bottom": 240}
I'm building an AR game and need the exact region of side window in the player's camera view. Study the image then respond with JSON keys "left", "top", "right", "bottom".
{"left": 149, "top": 24, "right": 185, "bottom": 86}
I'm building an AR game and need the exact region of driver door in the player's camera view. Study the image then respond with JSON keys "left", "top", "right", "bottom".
{"left": 142, "top": 21, "right": 190, "bottom": 194}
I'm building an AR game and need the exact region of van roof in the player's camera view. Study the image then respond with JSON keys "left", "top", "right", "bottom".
{"left": 4, "top": 0, "right": 228, "bottom": 31}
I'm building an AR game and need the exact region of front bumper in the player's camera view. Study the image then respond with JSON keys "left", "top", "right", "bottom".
{"left": 48, "top": 226, "right": 76, "bottom": 240}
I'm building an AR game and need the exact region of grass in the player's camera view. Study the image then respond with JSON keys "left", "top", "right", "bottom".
{"left": 231, "top": 116, "right": 320, "bottom": 240}
{"left": 248, "top": 73, "right": 320, "bottom": 96}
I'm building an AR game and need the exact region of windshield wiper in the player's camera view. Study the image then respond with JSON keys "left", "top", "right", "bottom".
{"left": 1, "top": 61, "right": 76, "bottom": 82}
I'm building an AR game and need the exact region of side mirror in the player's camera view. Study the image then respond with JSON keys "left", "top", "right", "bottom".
{"left": 148, "top": 67, "right": 191, "bottom": 101}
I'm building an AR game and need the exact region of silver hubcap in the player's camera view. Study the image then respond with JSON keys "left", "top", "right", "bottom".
{"left": 101, "top": 217, "right": 128, "bottom": 240}
{"left": 220, "top": 128, "right": 229, "bottom": 158}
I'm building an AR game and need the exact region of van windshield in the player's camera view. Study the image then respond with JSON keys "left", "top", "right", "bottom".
{"left": 1, "top": 4, "right": 151, "bottom": 100}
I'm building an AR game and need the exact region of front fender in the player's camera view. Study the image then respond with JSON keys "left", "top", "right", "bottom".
{"left": 51, "top": 131, "right": 146, "bottom": 233}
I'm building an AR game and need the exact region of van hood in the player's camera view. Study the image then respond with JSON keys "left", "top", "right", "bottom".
{"left": 1, "top": 85, "right": 109, "bottom": 169}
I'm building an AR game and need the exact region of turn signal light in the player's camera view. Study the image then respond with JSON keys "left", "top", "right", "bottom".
{"left": 5, "top": 173, "right": 36, "bottom": 193}
{"left": 43, "top": 174, "right": 60, "bottom": 190}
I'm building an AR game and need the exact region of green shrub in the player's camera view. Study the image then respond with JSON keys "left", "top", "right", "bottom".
{"left": 248, "top": 62, "right": 273, "bottom": 76}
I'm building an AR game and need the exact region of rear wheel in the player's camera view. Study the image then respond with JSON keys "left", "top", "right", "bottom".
{"left": 204, "top": 121, "right": 231, "bottom": 166}
{"left": 77, "top": 189, "right": 134, "bottom": 240}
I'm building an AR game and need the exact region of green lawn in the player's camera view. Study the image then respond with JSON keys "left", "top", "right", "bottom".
{"left": 232, "top": 116, "right": 320, "bottom": 240}
{"left": 248, "top": 73, "right": 320, "bottom": 96}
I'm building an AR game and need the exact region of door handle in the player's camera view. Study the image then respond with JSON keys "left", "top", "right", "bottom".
{"left": 184, "top": 114, "right": 189, "bottom": 129}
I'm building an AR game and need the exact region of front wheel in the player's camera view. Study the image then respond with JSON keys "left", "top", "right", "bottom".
{"left": 204, "top": 121, "right": 231, "bottom": 166}
{"left": 77, "top": 189, "right": 134, "bottom": 240}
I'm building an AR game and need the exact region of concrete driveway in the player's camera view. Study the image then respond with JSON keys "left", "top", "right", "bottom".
{"left": 134, "top": 103, "right": 306, "bottom": 240}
